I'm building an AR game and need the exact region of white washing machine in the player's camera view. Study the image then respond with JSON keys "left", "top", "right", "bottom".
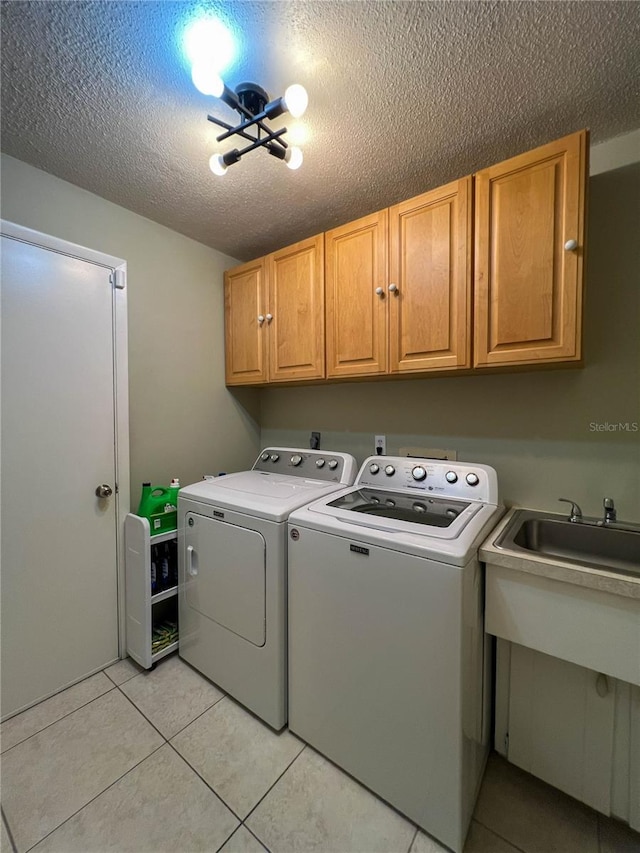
{"left": 288, "top": 456, "right": 504, "bottom": 852}
{"left": 178, "top": 447, "right": 357, "bottom": 730}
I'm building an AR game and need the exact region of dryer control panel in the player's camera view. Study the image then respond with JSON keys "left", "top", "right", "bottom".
{"left": 357, "top": 456, "right": 499, "bottom": 505}
{"left": 253, "top": 448, "right": 357, "bottom": 484}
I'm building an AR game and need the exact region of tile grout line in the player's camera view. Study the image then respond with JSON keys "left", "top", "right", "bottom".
{"left": 406, "top": 825, "right": 419, "bottom": 853}
{"left": 1, "top": 806, "right": 18, "bottom": 853}
{"left": 241, "top": 743, "right": 309, "bottom": 826}
{"left": 116, "top": 685, "right": 172, "bottom": 742}
{"left": 164, "top": 739, "right": 245, "bottom": 825}
{"left": 0, "top": 682, "right": 117, "bottom": 757}
{"left": 21, "top": 742, "right": 166, "bottom": 853}
{"left": 472, "top": 817, "right": 531, "bottom": 853}
{"left": 164, "top": 690, "right": 227, "bottom": 739}
{"left": 239, "top": 823, "right": 272, "bottom": 852}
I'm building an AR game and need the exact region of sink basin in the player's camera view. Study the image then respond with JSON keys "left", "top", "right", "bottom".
{"left": 495, "top": 510, "right": 640, "bottom": 577}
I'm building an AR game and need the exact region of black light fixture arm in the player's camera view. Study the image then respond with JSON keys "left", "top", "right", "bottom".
{"left": 203, "top": 81, "right": 306, "bottom": 173}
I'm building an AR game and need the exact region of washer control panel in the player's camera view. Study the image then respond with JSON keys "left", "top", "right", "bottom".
{"left": 358, "top": 456, "right": 498, "bottom": 503}
{"left": 253, "top": 448, "right": 357, "bottom": 484}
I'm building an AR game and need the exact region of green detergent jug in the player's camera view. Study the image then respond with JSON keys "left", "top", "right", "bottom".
{"left": 138, "top": 481, "right": 180, "bottom": 534}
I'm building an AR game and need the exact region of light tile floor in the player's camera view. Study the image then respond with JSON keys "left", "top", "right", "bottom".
{"left": 1, "top": 655, "right": 638, "bottom": 853}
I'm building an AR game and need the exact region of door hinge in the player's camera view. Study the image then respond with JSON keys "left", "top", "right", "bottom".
{"left": 110, "top": 270, "right": 125, "bottom": 290}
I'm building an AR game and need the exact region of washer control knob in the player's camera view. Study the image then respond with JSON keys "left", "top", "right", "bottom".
{"left": 466, "top": 472, "right": 480, "bottom": 486}
{"left": 261, "top": 452, "right": 270, "bottom": 461}
{"left": 369, "top": 463, "right": 380, "bottom": 474}
{"left": 328, "top": 459, "right": 339, "bottom": 470}
{"left": 384, "top": 465, "right": 395, "bottom": 476}
{"left": 315, "top": 458, "right": 325, "bottom": 468}
{"left": 290, "top": 454, "right": 303, "bottom": 466}
{"left": 445, "top": 471, "right": 458, "bottom": 484}
{"left": 270, "top": 453, "right": 280, "bottom": 462}
{"left": 412, "top": 466, "right": 426, "bottom": 481}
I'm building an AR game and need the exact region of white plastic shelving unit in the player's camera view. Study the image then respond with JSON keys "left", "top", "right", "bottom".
{"left": 125, "top": 513, "right": 178, "bottom": 668}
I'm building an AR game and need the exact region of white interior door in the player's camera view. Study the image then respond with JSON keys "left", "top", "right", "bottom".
{"left": 1, "top": 228, "right": 126, "bottom": 719}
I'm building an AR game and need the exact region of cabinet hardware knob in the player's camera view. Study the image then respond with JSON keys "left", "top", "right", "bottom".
{"left": 388, "top": 283, "right": 399, "bottom": 293}
{"left": 257, "top": 315, "right": 265, "bottom": 325}
{"left": 564, "top": 239, "right": 578, "bottom": 251}
{"left": 266, "top": 313, "right": 273, "bottom": 322}
{"left": 375, "top": 287, "right": 384, "bottom": 297}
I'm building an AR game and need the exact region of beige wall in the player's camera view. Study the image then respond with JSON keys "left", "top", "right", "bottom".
{"left": 1, "top": 154, "right": 261, "bottom": 506}
{"left": 260, "top": 160, "right": 640, "bottom": 521}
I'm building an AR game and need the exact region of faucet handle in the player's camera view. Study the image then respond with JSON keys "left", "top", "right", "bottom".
{"left": 558, "top": 498, "right": 583, "bottom": 522}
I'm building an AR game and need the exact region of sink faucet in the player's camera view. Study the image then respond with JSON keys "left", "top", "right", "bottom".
{"left": 602, "top": 497, "right": 617, "bottom": 524}
{"left": 558, "top": 498, "right": 583, "bottom": 523}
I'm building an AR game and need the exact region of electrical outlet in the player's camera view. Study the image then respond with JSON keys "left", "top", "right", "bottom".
{"left": 375, "top": 434, "right": 386, "bottom": 456}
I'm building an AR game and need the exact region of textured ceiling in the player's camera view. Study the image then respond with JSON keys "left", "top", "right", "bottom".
{"left": 2, "top": 1, "right": 640, "bottom": 261}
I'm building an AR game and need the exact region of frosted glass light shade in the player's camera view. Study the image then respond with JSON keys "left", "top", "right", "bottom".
{"left": 192, "top": 62, "right": 225, "bottom": 97}
{"left": 283, "top": 85, "right": 308, "bottom": 118}
{"left": 285, "top": 146, "right": 304, "bottom": 170}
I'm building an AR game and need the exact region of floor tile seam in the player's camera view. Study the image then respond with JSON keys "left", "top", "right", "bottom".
{"left": 164, "top": 689, "right": 228, "bottom": 739}
{"left": 215, "top": 823, "right": 271, "bottom": 853}
{"left": 0, "top": 684, "right": 117, "bottom": 756}
{"left": 406, "top": 825, "right": 419, "bottom": 853}
{"left": 164, "top": 739, "right": 244, "bottom": 825}
{"left": 116, "top": 684, "right": 172, "bottom": 742}
{"left": 242, "top": 743, "right": 308, "bottom": 825}
{"left": 1, "top": 806, "right": 18, "bottom": 853}
{"left": 20, "top": 741, "right": 166, "bottom": 853}
{"left": 471, "top": 817, "right": 530, "bottom": 853}
{"left": 103, "top": 666, "right": 139, "bottom": 687}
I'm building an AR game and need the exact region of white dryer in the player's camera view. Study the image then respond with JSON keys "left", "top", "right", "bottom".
{"left": 178, "top": 448, "right": 357, "bottom": 730}
{"left": 288, "top": 456, "right": 503, "bottom": 853}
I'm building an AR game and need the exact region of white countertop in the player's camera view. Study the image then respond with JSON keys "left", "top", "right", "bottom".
{"left": 480, "top": 507, "right": 640, "bottom": 601}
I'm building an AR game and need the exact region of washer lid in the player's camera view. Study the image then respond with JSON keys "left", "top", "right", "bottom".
{"left": 179, "top": 471, "right": 354, "bottom": 522}
{"left": 327, "top": 488, "right": 470, "bottom": 528}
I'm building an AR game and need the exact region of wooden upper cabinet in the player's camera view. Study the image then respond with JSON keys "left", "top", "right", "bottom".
{"left": 389, "top": 177, "right": 472, "bottom": 373}
{"left": 474, "top": 130, "right": 588, "bottom": 367}
{"left": 224, "top": 258, "right": 267, "bottom": 385}
{"left": 267, "top": 235, "right": 325, "bottom": 382}
{"left": 325, "top": 210, "right": 388, "bottom": 378}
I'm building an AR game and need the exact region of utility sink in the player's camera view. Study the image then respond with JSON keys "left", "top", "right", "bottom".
{"left": 495, "top": 509, "right": 640, "bottom": 577}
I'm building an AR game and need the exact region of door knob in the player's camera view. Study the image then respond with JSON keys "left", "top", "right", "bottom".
{"left": 95, "top": 484, "right": 113, "bottom": 498}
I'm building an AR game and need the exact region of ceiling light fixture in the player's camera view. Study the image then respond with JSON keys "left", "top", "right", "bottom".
{"left": 193, "top": 71, "right": 308, "bottom": 175}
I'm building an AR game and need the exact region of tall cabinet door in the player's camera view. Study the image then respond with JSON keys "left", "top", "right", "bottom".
{"left": 325, "top": 210, "right": 388, "bottom": 378}
{"left": 224, "top": 258, "right": 267, "bottom": 385}
{"left": 389, "top": 178, "right": 472, "bottom": 373}
{"left": 474, "top": 130, "right": 587, "bottom": 367}
{"left": 267, "top": 235, "right": 325, "bottom": 382}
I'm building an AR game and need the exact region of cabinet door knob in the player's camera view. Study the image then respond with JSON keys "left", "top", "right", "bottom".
{"left": 266, "top": 313, "right": 273, "bottom": 322}
{"left": 257, "top": 315, "right": 265, "bottom": 325}
{"left": 375, "top": 287, "right": 384, "bottom": 297}
{"left": 564, "top": 239, "right": 578, "bottom": 251}
{"left": 388, "top": 283, "right": 399, "bottom": 294}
